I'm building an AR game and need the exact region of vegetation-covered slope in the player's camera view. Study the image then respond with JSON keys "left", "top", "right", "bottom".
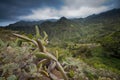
{"left": 6, "top": 9, "right": 120, "bottom": 44}
{"left": 1, "top": 8, "right": 120, "bottom": 80}
{"left": 0, "top": 26, "right": 120, "bottom": 80}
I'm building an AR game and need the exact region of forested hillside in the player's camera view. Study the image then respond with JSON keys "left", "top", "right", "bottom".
{"left": 6, "top": 9, "right": 120, "bottom": 44}
{"left": 0, "top": 8, "right": 120, "bottom": 80}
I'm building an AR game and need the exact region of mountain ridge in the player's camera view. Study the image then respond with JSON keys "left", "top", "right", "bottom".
{"left": 4, "top": 8, "right": 120, "bottom": 28}
{"left": 4, "top": 8, "right": 120, "bottom": 43}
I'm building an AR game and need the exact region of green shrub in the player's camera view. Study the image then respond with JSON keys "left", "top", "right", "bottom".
{"left": 68, "top": 70, "right": 75, "bottom": 78}
{"left": 0, "top": 26, "right": 68, "bottom": 80}
{"left": 100, "top": 31, "right": 120, "bottom": 58}
{"left": 69, "top": 44, "right": 94, "bottom": 58}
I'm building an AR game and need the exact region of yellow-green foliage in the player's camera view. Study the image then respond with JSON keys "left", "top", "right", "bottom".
{"left": 6, "top": 26, "right": 68, "bottom": 80}
{"left": 0, "top": 28, "right": 16, "bottom": 41}
{"left": 0, "top": 26, "right": 120, "bottom": 80}
{"left": 68, "top": 70, "right": 75, "bottom": 78}
{"left": 100, "top": 31, "right": 120, "bottom": 58}
{"left": 48, "top": 46, "right": 70, "bottom": 61}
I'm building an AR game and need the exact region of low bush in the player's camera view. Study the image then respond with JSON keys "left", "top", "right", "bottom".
{"left": 100, "top": 31, "right": 120, "bottom": 58}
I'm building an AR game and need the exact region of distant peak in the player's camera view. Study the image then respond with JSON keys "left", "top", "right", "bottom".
{"left": 59, "top": 17, "right": 67, "bottom": 21}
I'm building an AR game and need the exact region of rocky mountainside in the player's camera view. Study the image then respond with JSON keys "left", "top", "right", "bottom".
{"left": 5, "top": 8, "right": 120, "bottom": 43}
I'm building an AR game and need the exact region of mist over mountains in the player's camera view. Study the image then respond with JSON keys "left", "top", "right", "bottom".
{"left": 4, "top": 8, "right": 120, "bottom": 43}
{"left": 5, "top": 8, "right": 120, "bottom": 27}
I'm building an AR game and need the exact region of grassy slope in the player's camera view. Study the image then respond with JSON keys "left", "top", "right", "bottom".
{"left": 1, "top": 9, "right": 120, "bottom": 79}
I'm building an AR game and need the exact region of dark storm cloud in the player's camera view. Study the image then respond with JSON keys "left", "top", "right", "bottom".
{"left": 113, "top": 0, "right": 120, "bottom": 8}
{"left": 0, "top": 0, "right": 64, "bottom": 22}
{"left": 0, "top": 0, "right": 120, "bottom": 26}
{"left": 103, "top": 0, "right": 120, "bottom": 8}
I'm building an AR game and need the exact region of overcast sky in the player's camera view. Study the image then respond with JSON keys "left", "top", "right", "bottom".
{"left": 0, "top": 0, "right": 120, "bottom": 26}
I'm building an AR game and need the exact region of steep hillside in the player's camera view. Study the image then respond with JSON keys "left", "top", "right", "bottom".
{"left": 1, "top": 8, "right": 120, "bottom": 80}
{"left": 5, "top": 8, "right": 120, "bottom": 43}
{"left": 40, "top": 17, "right": 82, "bottom": 43}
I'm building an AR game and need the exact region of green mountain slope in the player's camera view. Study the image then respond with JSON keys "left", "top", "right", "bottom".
{"left": 1, "top": 8, "right": 120, "bottom": 80}
{"left": 5, "top": 8, "right": 120, "bottom": 44}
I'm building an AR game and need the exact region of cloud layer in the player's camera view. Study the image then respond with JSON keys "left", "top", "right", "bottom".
{"left": 20, "top": 0, "right": 114, "bottom": 20}
{"left": 20, "top": 6, "right": 109, "bottom": 20}
{"left": 0, "top": 0, "right": 120, "bottom": 26}
{"left": 0, "top": 0, "right": 63, "bottom": 21}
